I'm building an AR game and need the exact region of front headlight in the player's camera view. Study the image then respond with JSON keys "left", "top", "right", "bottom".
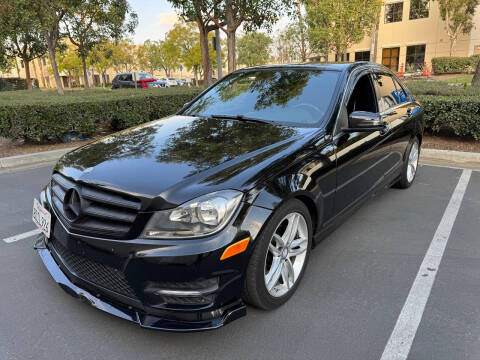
{"left": 142, "top": 190, "right": 243, "bottom": 239}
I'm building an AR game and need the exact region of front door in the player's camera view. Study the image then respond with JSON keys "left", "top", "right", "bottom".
{"left": 333, "top": 71, "right": 391, "bottom": 216}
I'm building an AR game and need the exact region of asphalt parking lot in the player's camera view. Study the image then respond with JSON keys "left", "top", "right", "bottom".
{"left": 1, "top": 163, "right": 479, "bottom": 360}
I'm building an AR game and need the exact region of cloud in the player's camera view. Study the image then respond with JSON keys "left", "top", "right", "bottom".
{"left": 155, "top": 12, "right": 179, "bottom": 37}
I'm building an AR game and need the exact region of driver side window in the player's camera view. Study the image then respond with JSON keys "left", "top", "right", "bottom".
{"left": 336, "top": 73, "right": 378, "bottom": 133}
{"left": 347, "top": 74, "right": 377, "bottom": 114}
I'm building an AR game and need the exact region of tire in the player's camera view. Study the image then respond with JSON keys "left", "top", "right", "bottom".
{"left": 395, "top": 137, "right": 420, "bottom": 189}
{"left": 243, "top": 199, "right": 312, "bottom": 310}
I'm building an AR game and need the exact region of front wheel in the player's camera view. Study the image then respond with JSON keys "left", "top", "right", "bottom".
{"left": 395, "top": 137, "right": 420, "bottom": 189}
{"left": 243, "top": 199, "right": 312, "bottom": 310}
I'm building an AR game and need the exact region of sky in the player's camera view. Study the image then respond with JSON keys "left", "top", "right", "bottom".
{"left": 128, "top": 0, "right": 290, "bottom": 44}
{"left": 129, "top": 0, "right": 178, "bottom": 43}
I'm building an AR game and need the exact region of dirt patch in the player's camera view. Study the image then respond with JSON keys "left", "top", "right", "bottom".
{"left": 423, "top": 134, "right": 480, "bottom": 153}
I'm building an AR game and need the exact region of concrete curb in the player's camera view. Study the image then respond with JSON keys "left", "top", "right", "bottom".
{"left": 421, "top": 148, "right": 480, "bottom": 162}
{"left": 0, "top": 147, "right": 76, "bottom": 170}
{"left": 0, "top": 145, "right": 479, "bottom": 171}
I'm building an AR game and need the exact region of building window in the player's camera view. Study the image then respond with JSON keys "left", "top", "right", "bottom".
{"left": 382, "top": 47, "right": 400, "bottom": 72}
{"left": 355, "top": 51, "right": 371, "bottom": 62}
{"left": 335, "top": 53, "right": 350, "bottom": 62}
{"left": 409, "top": 0, "right": 429, "bottom": 19}
{"left": 406, "top": 44, "right": 426, "bottom": 72}
{"left": 385, "top": 2, "right": 403, "bottom": 23}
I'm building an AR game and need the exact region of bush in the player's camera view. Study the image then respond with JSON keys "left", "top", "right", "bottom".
{"left": 0, "top": 77, "right": 38, "bottom": 91}
{"left": 431, "top": 55, "right": 480, "bottom": 74}
{"left": 0, "top": 88, "right": 201, "bottom": 142}
{"left": 416, "top": 95, "right": 480, "bottom": 140}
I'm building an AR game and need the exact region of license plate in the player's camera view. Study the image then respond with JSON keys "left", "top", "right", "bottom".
{"left": 32, "top": 198, "right": 51, "bottom": 238}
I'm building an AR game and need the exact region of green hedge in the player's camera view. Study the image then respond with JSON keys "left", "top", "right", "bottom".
{"left": 431, "top": 55, "right": 480, "bottom": 74}
{"left": 0, "top": 88, "right": 201, "bottom": 142}
{"left": 0, "top": 77, "right": 39, "bottom": 91}
{"left": 416, "top": 95, "right": 480, "bottom": 140}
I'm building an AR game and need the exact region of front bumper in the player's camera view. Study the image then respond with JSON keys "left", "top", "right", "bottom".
{"left": 36, "top": 237, "right": 246, "bottom": 331}
{"left": 35, "top": 186, "right": 273, "bottom": 332}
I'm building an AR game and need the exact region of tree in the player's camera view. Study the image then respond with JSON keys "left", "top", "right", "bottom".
{"left": 201, "top": 0, "right": 293, "bottom": 73}
{"left": 63, "top": 0, "right": 137, "bottom": 88}
{"left": 166, "top": 21, "right": 218, "bottom": 84}
{"left": 0, "top": 0, "right": 48, "bottom": 89}
{"left": 30, "top": 0, "right": 80, "bottom": 94}
{"left": 56, "top": 43, "right": 82, "bottom": 87}
{"left": 109, "top": 39, "right": 137, "bottom": 72}
{"left": 305, "top": 0, "right": 381, "bottom": 60}
{"left": 237, "top": 33, "right": 272, "bottom": 67}
{"left": 168, "top": 0, "right": 221, "bottom": 85}
{"left": 436, "top": 0, "right": 479, "bottom": 56}
{"left": 276, "top": 22, "right": 306, "bottom": 63}
{"left": 90, "top": 41, "right": 114, "bottom": 86}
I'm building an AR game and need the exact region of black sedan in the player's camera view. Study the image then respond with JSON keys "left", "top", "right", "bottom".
{"left": 33, "top": 62, "right": 424, "bottom": 331}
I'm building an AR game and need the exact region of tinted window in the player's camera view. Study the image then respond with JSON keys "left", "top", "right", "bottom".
{"left": 125, "top": 74, "right": 133, "bottom": 81}
{"left": 137, "top": 73, "right": 154, "bottom": 79}
{"left": 184, "top": 69, "right": 340, "bottom": 126}
{"left": 373, "top": 74, "right": 399, "bottom": 112}
{"left": 393, "top": 78, "right": 408, "bottom": 104}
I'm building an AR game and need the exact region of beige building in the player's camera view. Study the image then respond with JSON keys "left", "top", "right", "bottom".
{"left": 324, "top": 0, "right": 480, "bottom": 73}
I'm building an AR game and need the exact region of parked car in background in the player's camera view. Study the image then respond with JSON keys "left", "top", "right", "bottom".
{"left": 34, "top": 62, "right": 424, "bottom": 332}
{"left": 176, "top": 79, "right": 187, "bottom": 86}
{"left": 112, "top": 73, "right": 167, "bottom": 89}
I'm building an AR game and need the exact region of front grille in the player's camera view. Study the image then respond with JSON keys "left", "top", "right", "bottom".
{"left": 50, "top": 172, "right": 141, "bottom": 238}
{"left": 51, "top": 239, "right": 137, "bottom": 299}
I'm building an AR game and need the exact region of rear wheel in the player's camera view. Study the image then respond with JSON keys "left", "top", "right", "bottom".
{"left": 243, "top": 199, "right": 312, "bottom": 310}
{"left": 395, "top": 137, "right": 420, "bottom": 189}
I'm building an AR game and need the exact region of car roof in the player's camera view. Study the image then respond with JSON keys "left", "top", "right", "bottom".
{"left": 237, "top": 62, "right": 392, "bottom": 75}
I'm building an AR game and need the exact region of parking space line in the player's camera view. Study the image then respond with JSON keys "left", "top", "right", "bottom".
{"left": 380, "top": 169, "right": 472, "bottom": 360}
{"left": 2, "top": 229, "right": 41, "bottom": 243}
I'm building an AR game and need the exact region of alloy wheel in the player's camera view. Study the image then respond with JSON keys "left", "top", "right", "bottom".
{"left": 264, "top": 212, "right": 309, "bottom": 297}
{"left": 407, "top": 141, "right": 419, "bottom": 183}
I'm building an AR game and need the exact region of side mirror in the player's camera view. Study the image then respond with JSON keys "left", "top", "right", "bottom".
{"left": 344, "top": 111, "right": 386, "bottom": 132}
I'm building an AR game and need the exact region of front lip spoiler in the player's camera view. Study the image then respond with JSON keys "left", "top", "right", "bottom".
{"left": 36, "top": 242, "right": 247, "bottom": 332}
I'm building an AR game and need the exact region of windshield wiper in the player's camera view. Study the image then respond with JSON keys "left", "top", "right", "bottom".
{"left": 208, "top": 114, "right": 270, "bottom": 124}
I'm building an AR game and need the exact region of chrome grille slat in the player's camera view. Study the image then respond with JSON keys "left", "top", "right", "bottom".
{"left": 50, "top": 172, "right": 141, "bottom": 238}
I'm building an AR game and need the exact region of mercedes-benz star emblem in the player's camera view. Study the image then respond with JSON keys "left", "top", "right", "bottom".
{"left": 64, "top": 188, "right": 82, "bottom": 221}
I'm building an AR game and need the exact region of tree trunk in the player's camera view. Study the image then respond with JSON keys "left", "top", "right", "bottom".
{"left": 32, "top": 59, "right": 39, "bottom": 88}
{"left": 45, "top": 31, "right": 64, "bottom": 95}
{"left": 226, "top": 31, "right": 236, "bottom": 72}
{"left": 370, "top": 16, "right": 380, "bottom": 63}
{"left": 38, "top": 58, "right": 46, "bottom": 88}
{"left": 81, "top": 55, "right": 90, "bottom": 89}
{"left": 194, "top": 67, "right": 198, "bottom": 87}
{"left": 449, "top": 39, "right": 455, "bottom": 56}
{"left": 102, "top": 72, "right": 106, "bottom": 87}
{"left": 15, "top": 59, "right": 20, "bottom": 77}
{"left": 68, "top": 71, "right": 72, "bottom": 88}
{"left": 472, "top": 59, "right": 480, "bottom": 87}
{"left": 198, "top": 24, "right": 212, "bottom": 85}
{"left": 24, "top": 58, "right": 32, "bottom": 90}
{"left": 297, "top": 0, "right": 307, "bottom": 62}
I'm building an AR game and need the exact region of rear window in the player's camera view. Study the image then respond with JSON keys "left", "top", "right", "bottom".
{"left": 183, "top": 69, "right": 340, "bottom": 127}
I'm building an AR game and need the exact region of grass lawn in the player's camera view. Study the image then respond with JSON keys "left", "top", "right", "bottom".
{"left": 0, "top": 87, "right": 201, "bottom": 105}
{"left": 436, "top": 74, "right": 473, "bottom": 84}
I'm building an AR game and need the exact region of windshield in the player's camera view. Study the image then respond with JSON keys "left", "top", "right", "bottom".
{"left": 183, "top": 69, "right": 340, "bottom": 126}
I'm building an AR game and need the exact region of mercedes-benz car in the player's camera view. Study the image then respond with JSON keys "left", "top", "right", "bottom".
{"left": 33, "top": 63, "right": 424, "bottom": 332}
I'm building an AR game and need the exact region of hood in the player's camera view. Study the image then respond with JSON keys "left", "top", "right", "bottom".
{"left": 55, "top": 115, "right": 319, "bottom": 206}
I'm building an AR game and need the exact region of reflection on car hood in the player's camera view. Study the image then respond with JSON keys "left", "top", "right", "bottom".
{"left": 55, "top": 115, "right": 319, "bottom": 205}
